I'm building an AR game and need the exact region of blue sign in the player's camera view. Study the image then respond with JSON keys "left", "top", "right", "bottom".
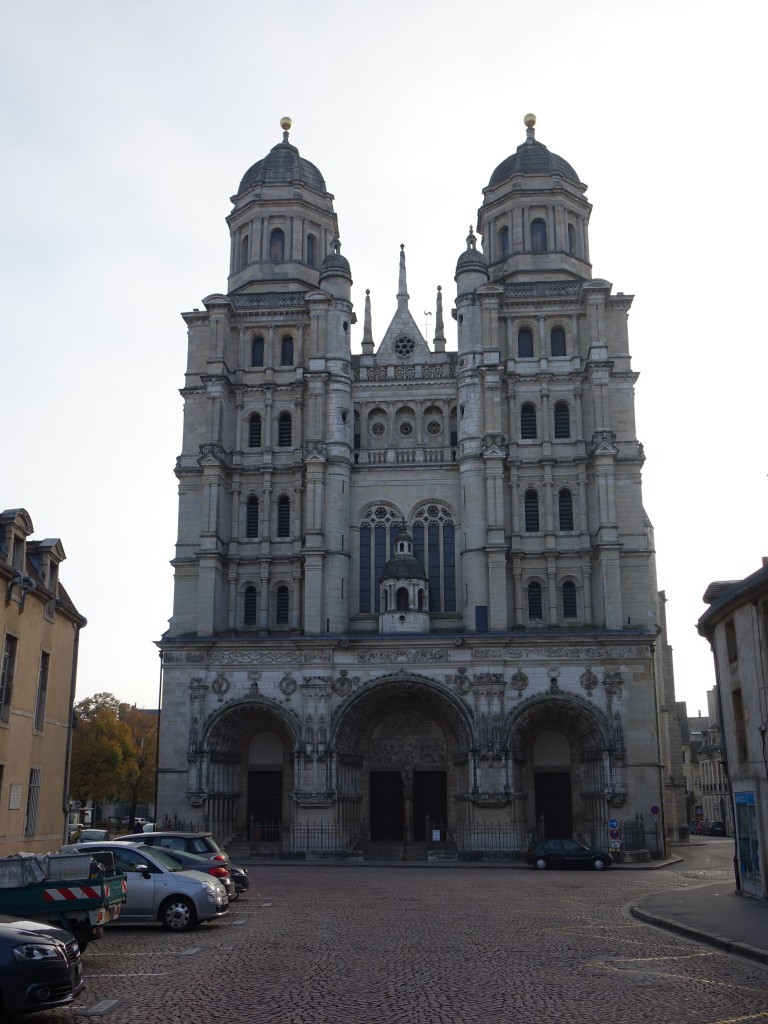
{"left": 735, "top": 792, "right": 755, "bottom": 806}
{"left": 608, "top": 818, "right": 619, "bottom": 830}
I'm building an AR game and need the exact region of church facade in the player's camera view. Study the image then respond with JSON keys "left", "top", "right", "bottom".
{"left": 157, "top": 116, "right": 687, "bottom": 858}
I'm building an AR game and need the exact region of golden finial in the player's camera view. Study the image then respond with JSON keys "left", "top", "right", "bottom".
{"left": 280, "top": 116, "right": 292, "bottom": 131}
{"left": 524, "top": 113, "right": 536, "bottom": 128}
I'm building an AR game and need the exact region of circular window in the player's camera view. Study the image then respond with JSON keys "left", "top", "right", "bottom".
{"left": 394, "top": 336, "right": 415, "bottom": 357}
{"left": 341, "top": 410, "right": 349, "bottom": 423}
{"left": 399, "top": 422, "right": 414, "bottom": 436}
{"left": 371, "top": 422, "right": 386, "bottom": 436}
{"left": 426, "top": 420, "right": 441, "bottom": 435}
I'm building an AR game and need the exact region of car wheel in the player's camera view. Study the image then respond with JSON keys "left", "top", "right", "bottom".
{"left": 159, "top": 896, "right": 197, "bottom": 931}
{"left": 592, "top": 857, "right": 607, "bottom": 871}
{"left": 534, "top": 856, "right": 548, "bottom": 870}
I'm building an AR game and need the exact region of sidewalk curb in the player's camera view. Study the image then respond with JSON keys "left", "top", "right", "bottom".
{"left": 629, "top": 904, "right": 768, "bottom": 966}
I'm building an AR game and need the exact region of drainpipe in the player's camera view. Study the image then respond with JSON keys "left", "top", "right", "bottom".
{"left": 62, "top": 622, "right": 82, "bottom": 844}
{"left": 6, "top": 572, "right": 36, "bottom": 611}
{"left": 649, "top": 627, "right": 668, "bottom": 860}
{"left": 154, "top": 651, "right": 164, "bottom": 825}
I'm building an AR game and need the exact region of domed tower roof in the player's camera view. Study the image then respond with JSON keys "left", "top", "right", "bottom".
{"left": 380, "top": 525, "right": 427, "bottom": 582}
{"left": 488, "top": 113, "right": 581, "bottom": 189}
{"left": 455, "top": 227, "right": 489, "bottom": 276}
{"left": 235, "top": 117, "right": 327, "bottom": 196}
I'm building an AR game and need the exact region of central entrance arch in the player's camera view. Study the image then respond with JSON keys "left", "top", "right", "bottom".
{"left": 332, "top": 676, "right": 472, "bottom": 843}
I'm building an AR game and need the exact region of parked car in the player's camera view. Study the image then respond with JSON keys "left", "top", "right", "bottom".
{"left": 707, "top": 820, "right": 727, "bottom": 837}
{"left": 73, "top": 828, "right": 110, "bottom": 842}
{"left": 70, "top": 841, "right": 229, "bottom": 931}
{"left": 159, "top": 848, "right": 237, "bottom": 901}
{"left": 115, "top": 830, "right": 229, "bottom": 865}
{"left": 527, "top": 838, "right": 613, "bottom": 871}
{"left": 229, "top": 863, "right": 250, "bottom": 895}
{"left": 0, "top": 915, "right": 84, "bottom": 1017}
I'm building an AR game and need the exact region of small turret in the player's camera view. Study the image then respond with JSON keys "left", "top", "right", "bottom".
{"left": 378, "top": 525, "right": 430, "bottom": 634}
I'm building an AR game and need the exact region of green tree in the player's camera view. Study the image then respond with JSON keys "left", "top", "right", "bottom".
{"left": 119, "top": 707, "right": 158, "bottom": 826}
{"left": 70, "top": 694, "right": 136, "bottom": 810}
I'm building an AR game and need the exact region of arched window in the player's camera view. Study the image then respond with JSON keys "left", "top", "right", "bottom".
{"left": 246, "top": 496, "right": 259, "bottom": 538}
{"left": 278, "top": 412, "right": 292, "bottom": 447}
{"left": 531, "top": 219, "right": 547, "bottom": 253}
{"left": 554, "top": 401, "right": 570, "bottom": 439}
{"left": 558, "top": 488, "right": 574, "bottom": 531}
{"left": 306, "top": 234, "right": 316, "bottom": 267}
{"left": 277, "top": 496, "right": 291, "bottom": 538}
{"left": 353, "top": 410, "right": 361, "bottom": 450}
{"left": 269, "top": 228, "right": 285, "bottom": 262}
{"left": 280, "top": 335, "right": 294, "bottom": 366}
{"left": 499, "top": 225, "right": 510, "bottom": 258}
{"left": 396, "top": 587, "right": 409, "bottom": 611}
{"left": 413, "top": 504, "right": 456, "bottom": 613}
{"left": 358, "top": 506, "right": 402, "bottom": 613}
{"left": 276, "top": 585, "right": 290, "bottom": 625}
{"left": 524, "top": 489, "right": 540, "bottom": 532}
{"left": 240, "top": 235, "right": 249, "bottom": 271}
{"left": 520, "top": 402, "right": 537, "bottom": 440}
{"left": 568, "top": 223, "right": 576, "bottom": 255}
{"left": 243, "top": 585, "right": 257, "bottom": 626}
{"left": 562, "top": 580, "right": 577, "bottom": 619}
{"left": 518, "top": 327, "right": 534, "bottom": 358}
{"left": 251, "top": 336, "right": 264, "bottom": 367}
{"left": 527, "top": 581, "right": 543, "bottom": 619}
{"left": 551, "top": 327, "right": 566, "bottom": 357}
{"left": 248, "top": 413, "right": 262, "bottom": 448}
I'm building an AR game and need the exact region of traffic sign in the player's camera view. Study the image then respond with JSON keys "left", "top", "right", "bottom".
{"left": 608, "top": 818, "right": 619, "bottom": 829}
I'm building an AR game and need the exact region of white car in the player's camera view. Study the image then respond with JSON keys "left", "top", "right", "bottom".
{"left": 71, "top": 841, "right": 229, "bottom": 931}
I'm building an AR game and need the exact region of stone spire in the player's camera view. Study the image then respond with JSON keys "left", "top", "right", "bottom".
{"left": 397, "top": 244, "right": 409, "bottom": 310}
{"left": 361, "top": 288, "right": 374, "bottom": 356}
{"left": 433, "top": 285, "right": 446, "bottom": 353}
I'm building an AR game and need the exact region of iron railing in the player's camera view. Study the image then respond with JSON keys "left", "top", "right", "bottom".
{"left": 247, "top": 821, "right": 363, "bottom": 857}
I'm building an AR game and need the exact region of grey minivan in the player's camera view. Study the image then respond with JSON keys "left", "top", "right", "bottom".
{"left": 71, "top": 841, "right": 228, "bottom": 931}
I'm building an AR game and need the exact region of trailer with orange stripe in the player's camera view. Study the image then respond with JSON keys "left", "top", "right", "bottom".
{"left": 0, "top": 851, "right": 126, "bottom": 950}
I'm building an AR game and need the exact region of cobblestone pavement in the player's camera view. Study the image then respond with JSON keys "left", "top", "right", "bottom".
{"left": 25, "top": 862, "right": 768, "bottom": 1024}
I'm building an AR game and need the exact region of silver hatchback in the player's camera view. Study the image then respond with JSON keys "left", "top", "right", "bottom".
{"left": 72, "top": 842, "right": 229, "bottom": 931}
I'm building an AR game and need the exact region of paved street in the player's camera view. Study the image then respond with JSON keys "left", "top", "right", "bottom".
{"left": 29, "top": 844, "right": 768, "bottom": 1024}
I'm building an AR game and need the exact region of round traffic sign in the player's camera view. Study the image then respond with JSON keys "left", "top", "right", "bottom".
{"left": 608, "top": 818, "right": 619, "bottom": 829}
{"left": 609, "top": 828, "right": 620, "bottom": 840}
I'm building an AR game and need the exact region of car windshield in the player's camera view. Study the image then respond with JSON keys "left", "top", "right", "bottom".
{"left": 135, "top": 845, "right": 185, "bottom": 871}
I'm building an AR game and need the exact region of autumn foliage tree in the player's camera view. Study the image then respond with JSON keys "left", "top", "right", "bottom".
{"left": 70, "top": 692, "right": 158, "bottom": 824}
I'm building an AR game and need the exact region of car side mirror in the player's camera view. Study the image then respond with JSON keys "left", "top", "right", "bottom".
{"left": 134, "top": 863, "right": 151, "bottom": 878}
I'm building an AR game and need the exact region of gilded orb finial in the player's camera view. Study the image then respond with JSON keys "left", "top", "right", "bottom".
{"left": 524, "top": 113, "right": 536, "bottom": 128}
{"left": 280, "top": 116, "right": 293, "bottom": 131}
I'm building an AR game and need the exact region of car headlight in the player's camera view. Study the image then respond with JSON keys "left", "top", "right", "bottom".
{"left": 13, "top": 942, "right": 66, "bottom": 962}
{"left": 201, "top": 880, "right": 215, "bottom": 892}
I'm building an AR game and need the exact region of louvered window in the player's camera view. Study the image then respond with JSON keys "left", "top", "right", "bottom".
{"left": 551, "top": 327, "right": 566, "bottom": 357}
{"left": 280, "top": 335, "right": 294, "bottom": 366}
{"left": 306, "top": 235, "right": 316, "bottom": 267}
{"left": 499, "top": 226, "right": 509, "bottom": 258}
{"left": 246, "top": 497, "right": 259, "bottom": 538}
{"left": 531, "top": 219, "right": 547, "bottom": 252}
{"left": 276, "top": 585, "right": 290, "bottom": 625}
{"left": 243, "top": 586, "right": 257, "bottom": 626}
{"left": 270, "top": 228, "right": 285, "bottom": 262}
{"left": 554, "top": 401, "right": 570, "bottom": 439}
{"left": 249, "top": 413, "right": 262, "bottom": 448}
{"left": 562, "top": 581, "right": 577, "bottom": 619}
{"left": 558, "top": 488, "right": 574, "bottom": 531}
{"left": 520, "top": 403, "right": 537, "bottom": 439}
{"left": 528, "top": 581, "right": 543, "bottom": 619}
{"left": 278, "top": 412, "right": 292, "bottom": 447}
{"left": 518, "top": 328, "right": 534, "bottom": 358}
{"left": 277, "top": 496, "right": 290, "bottom": 538}
{"left": 524, "top": 489, "right": 540, "bottom": 532}
{"left": 251, "top": 336, "right": 264, "bottom": 367}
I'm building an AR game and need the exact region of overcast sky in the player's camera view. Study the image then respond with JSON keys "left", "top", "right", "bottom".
{"left": 1, "top": 0, "right": 763, "bottom": 715}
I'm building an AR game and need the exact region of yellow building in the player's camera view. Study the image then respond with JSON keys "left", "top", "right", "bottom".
{"left": 0, "top": 508, "right": 86, "bottom": 855}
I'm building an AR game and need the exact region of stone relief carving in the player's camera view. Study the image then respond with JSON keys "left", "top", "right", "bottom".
{"left": 248, "top": 671, "right": 261, "bottom": 695}
{"left": 603, "top": 671, "right": 624, "bottom": 696}
{"left": 580, "top": 668, "right": 599, "bottom": 695}
{"left": 279, "top": 672, "right": 297, "bottom": 696}
{"left": 370, "top": 737, "right": 446, "bottom": 764}
{"left": 355, "top": 649, "right": 450, "bottom": 664}
{"left": 510, "top": 670, "right": 529, "bottom": 696}
{"left": 445, "top": 667, "right": 472, "bottom": 695}
{"left": 211, "top": 674, "right": 230, "bottom": 701}
{"left": 480, "top": 645, "right": 649, "bottom": 661}
{"left": 332, "top": 669, "right": 359, "bottom": 696}
{"left": 210, "top": 649, "right": 333, "bottom": 665}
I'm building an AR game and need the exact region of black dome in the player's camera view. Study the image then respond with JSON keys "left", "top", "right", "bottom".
{"left": 381, "top": 553, "right": 427, "bottom": 582}
{"left": 489, "top": 133, "right": 580, "bottom": 189}
{"left": 237, "top": 134, "right": 327, "bottom": 195}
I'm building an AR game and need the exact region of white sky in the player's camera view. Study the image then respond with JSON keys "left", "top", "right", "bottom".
{"left": 1, "top": 0, "right": 764, "bottom": 716}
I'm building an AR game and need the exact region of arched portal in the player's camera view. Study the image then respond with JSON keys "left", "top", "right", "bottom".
{"left": 332, "top": 677, "right": 472, "bottom": 843}
{"left": 507, "top": 692, "right": 615, "bottom": 839}
{"left": 202, "top": 698, "right": 299, "bottom": 839}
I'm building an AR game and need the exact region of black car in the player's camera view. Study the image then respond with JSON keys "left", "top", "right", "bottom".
{"left": 229, "top": 864, "right": 250, "bottom": 895}
{"left": 0, "top": 916, "right": 84, "bottom": 1017}
{"left": 707, "top": 820, "right": 727, "bottom": 837}
{"left": 527, "top": 838, "right": 613, "bottom": 870}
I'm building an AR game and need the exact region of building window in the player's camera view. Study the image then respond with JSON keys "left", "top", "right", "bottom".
{"left": 527, "top": 581, "right": 543, "bottom": 619}
{"left": 243, "top": 585, "right": 257, "bottom": 626}
{"left": 358, "top": 506, "right": 402, "bottom": 613}
{"left": 306, "top": 234, "right": 316, "bottom": 267}
{"left": 499, "top": 225, "right": 509, "bottom": 258}
{"left": 520, "top": 403, "right": 537, "bottom": 440}
{"left": 246, "top": 496, "right": 259, "bottom": 538}
{"left": 277, "top": 495, "right": 291, "bottom": 538}
{"left": 24, "top": 767, "right": 41, "bottom": 837}
{"left": 554, "top": 401, "right": 571, "bottom": 439}
{"left": 269, "top": 228, "right": 285, "bottom": 262}
{"left": 531, "top": 219, "right": 547, "bottom": 252}
{"left": 251, "top": 336, "right": 264, "bottom": 367}
{"left": 276, "top": 585, "right": 290, "bottom": 625}
{"left": 240, "top": 234, "right": 249, "bottom": 271}
{"left": 551, "top": 327, "right": 566, "bottom": 357}
{"left": 562, "top": 581, "right": 577, "bottom": 619}
{"left": 33, "top": 652, "right": 49, "bottom": 733}
{"left": 0, "top": 634, "right": 17, "bottom": 724}
{"left": 725, "top": 619, "right": 738, "bottom": 663}
{"left": 524, "top": 489, "right": 540, "bottom": 532}
{"left": 568, "top": 223, "right": 576, "bottom": 255}
{"left": 278, "top": 412, "right": 292, "bottom": 447}
{"left": 518, "top": 328, "right": 534, "bottom": 358}
{"left": 280, "top": 335, "right": 294, "bottom": 366}
{"left": 248, "top": 413, "right": 262, "bottom": 448}
{"left": 558, "top": 488, "right": 574, "bottom": 531}
{"left": 413, "top": 504, "right": 456, "bottom": 613}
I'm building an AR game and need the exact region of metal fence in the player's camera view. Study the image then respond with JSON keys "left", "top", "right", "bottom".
{"left": 247, "top": 821, "right": 363, "bottom": 857}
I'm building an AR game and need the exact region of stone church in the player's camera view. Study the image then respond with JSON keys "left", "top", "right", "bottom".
{"left": 157, "top": 115, "right": 687, "bottom": 858}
